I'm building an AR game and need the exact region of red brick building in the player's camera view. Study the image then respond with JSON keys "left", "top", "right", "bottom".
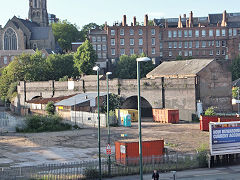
{"left": 89, "top": 11, "right": 240, "bottom": 66}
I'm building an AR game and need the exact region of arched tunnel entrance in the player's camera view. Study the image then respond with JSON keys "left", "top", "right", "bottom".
{"left": 121, "top": 96, "right": 153, "bottom": 118}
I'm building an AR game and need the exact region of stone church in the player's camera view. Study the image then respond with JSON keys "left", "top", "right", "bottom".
{"left": 0, "top": 0, "right": 56, "bottom": 67}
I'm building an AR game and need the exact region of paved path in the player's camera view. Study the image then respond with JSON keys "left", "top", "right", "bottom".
{"left": 103, "top": 165, "right": 240, "bottom": 180}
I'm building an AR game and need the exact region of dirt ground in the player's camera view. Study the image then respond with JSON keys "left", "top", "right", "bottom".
{"left": 0, "top": 119, "right": 210, "bottom": 167}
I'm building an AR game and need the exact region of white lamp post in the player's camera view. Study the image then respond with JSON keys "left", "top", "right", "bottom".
{"left": 136, "top": 57, "right": 151, "bottom": 180}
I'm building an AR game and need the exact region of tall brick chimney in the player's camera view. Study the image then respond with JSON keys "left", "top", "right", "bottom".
{"left": 133, "top": 16, "right": 137, "bottom": 26}
{"left": 186, "top": 19, "right": 189, "bottom": 28}
{"left": 104, "top": 21, "right": 107, "bottom": 30}
{"left": 221, "top": 10, "right": 227, "bottom": 27}
{"left": 189, "top": 11, "right": 193, "bottom": 27}
{"left": 178, "top": 15, "right": 183, "bottom": 28}
{"left": 122, "top": 15, "right": 127, "bottom": 26}
{"left": 165, "top": 19, "right": 168, "bottom": 28}
{"left": 144, "top": 14, "right": 148, "bottom": 26}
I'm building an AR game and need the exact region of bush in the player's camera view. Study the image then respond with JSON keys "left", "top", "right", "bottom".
{"left": 17, "top": 115, "right": 72, "bottom": 133}
{"left": 196, "top": 144, "right": 208, "bottom": 167}
{"left": 204, "top": 106, "right": 216, "bottom": 116}
{"left": 45, "top": 101, "right": 55, "bottom": 115}
{"left": 83, "top": 168, "right": 99, "bottom": 179}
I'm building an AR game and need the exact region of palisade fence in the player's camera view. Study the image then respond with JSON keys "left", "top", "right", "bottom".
{"left": 0, "top": 153, "right": 206, "bottom": 180}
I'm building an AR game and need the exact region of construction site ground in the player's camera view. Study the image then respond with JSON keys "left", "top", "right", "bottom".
{"left": 0, "top": 118, "right": 209, "bottom": 167}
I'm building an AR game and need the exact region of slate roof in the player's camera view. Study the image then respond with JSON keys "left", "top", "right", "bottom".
{"left": 55, "top": 93, "right": 107, "bottom": 107}
{"left": 146, "top": 59, "right": 214, "bottom": 79}
{"left": 31, "top": 27, "right": 50, "bottom": 40}
{"left": 17, "top": 18, "right": 39, "bottom": 31}
{"left": 0, "top": 49, "right": 35, "bottom": 56}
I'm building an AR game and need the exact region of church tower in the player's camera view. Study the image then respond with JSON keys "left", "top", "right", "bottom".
{"left": 28, "top": 0, "right": 49, "bottom": 27}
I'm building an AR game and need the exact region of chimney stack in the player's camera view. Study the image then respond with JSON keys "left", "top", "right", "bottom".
{"left": 183, "top": 14, "right": 186, "bottom": 18}
{"left": 178, "top": 15, "right": 183, "bottom": 28}
{"left": 221, "top": 10, "right": 227, "bottom": 27}
{"left": 189, "top": 11, "right": 193, "bottom": 27}
{"left": 144, "top": 14, "right": 148, "bottom": 26}
{"left": 104, "top": 21, "right": 107, "bottom": 30}
{"left": 165, "top": 19, "right": 168, "bottom": 28}
{"left": 186, "top": 19, "right": 189, "bottom": 28}
{"left": 133, "top": 16, "right": 137, "bottom": 26}
{"left": 122, "top": 15, "right": 127, "bottom": 26}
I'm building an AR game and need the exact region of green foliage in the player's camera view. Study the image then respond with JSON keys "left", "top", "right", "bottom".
{"left": 17, "top": 115, "right": 72, "bottom": 133}
{"left": 73, "top": 39, "right": 97, "bottom": 75}
{"left": 0, "top": 50, "right": 48, "bottom": 101}
{"left": 196, "top": 144, "right": 208, "bottom": 167}
{"left": 114, "top": 54, "right": 155, "bottom": 79}
{"left": 232, "top": 55, "right": 240, "bottom": 81}
{"left": 204, "top": 106, "right": 216, "bottom": 116}
{"left": 46, "top": 54, "right": 77, "bottom": 80}
{"left": 59, "top": 75, "right": 69, "bottom": 81}
{"left": 148, "top": 20, "right": 154, "bottom": 26}
{"left": 232, "top": 87, "right": 239, "bottom": 99}
{"left": 52, "top": 20, "right": 81, "bottom": 52}
{"left": 80, "top": 23, "right": 100, "bottom": 40}
{"left": 102, "top": 94, "right": 124, "bottom": 113}
{"left": 45, "top": 101, "right": 55, "bottom": 115}
{"left": 7, "top": 82, "right": 18, "bottom": 100}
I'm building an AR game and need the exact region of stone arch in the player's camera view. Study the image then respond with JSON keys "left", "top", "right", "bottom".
{"left": 3, "top": 28, "right": 18, "bottom": 50}
{"left": 121, "top": 96, "right": 153, "bottom": 117}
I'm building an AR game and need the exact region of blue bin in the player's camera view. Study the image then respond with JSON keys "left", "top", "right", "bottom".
{"left": 123, "top": 114, "right": 131, "bottom": 127}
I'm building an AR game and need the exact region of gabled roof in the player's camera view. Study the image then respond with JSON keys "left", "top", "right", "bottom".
{"left": 55, "top": 93, "right": 107, "bottom": 107}
{"left": 146, "top": 59, "right": 214, "bottom": 79}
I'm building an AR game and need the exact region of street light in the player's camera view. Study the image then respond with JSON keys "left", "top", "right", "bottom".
{"left": 136, "top": 57, "right": 151, "bottom": 180}
{"left": 93, "top": 65, "right": 101, "bottom": 179}
{"left": 106, "top": 71, "right": 112, "bottom": 176}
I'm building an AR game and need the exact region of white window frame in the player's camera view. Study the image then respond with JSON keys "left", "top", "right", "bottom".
{"left": 168, "top": 31, "right": 172, "bottom": 38}
{"left": 189, "top": 30, "right": 192, "bottom": 37}
{"left": 111, "top": 30, "right": 115, "bottom": 36}
{"left": 202, "top": 30, "right": 206, "bottom": 37}
{"left": 120, "top": 38, "right": 125, "bottom": 45}
{"left": 178, "top": 30, "right": 182, "bottom": 37}
{"left": 139, "top": 38, "right": 143, "bottom": 46}
{"left": 216, "top": 29, "right": 220, "bottom": 37}
{"left": 120, "top": 29, "right": 124, "bottom": 36}
{"left": 173, "top": 30, "right": 177, "bottom": 38}
{"left": 222, "top": 29, "right": 226, "bottom": 36}
{"left": 209, "top": 30, "right": 213, "bottom": 37}
{"left": 130, "top": 39, "right": 134, "bottom": 45}
{"left": 151, "top": 29, "right": 155, "bottom": 36}
{"left": 130, "top": 29, "right": 134, "bottom": 35}
{"left": 139, "top": 29, "right": 143, "bottom": 35}
{"left": 111, "top": 49, "right": 115, "bottom": 55}
{"left": 152, "top": 38, "right": 155, "bottom": 46}
{"left": 152, "top": 48, "right": 155, "bottom": 54}
{"left": 195, "top": 30, "right": 199, "bottom": 37}
{"left": 111, "top": 39, "right": 115, "bottom": 46}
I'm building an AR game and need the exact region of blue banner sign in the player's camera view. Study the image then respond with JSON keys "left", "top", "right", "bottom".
{"left": 212, "top": 126, "right": 240, "bottom": 144}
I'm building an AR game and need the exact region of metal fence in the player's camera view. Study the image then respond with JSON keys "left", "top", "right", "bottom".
{"left": 0, "top": 153, "right": 204, "bottom": 180}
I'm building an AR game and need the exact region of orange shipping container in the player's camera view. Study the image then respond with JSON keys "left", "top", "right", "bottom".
{"left": 152, "top": 109, "right": 179, "bottom": 123}
{"left": 115, "top": 139, "right": 164, "bottom": 165}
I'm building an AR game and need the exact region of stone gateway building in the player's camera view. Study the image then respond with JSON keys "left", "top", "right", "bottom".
{"left": 0, "top": 0, "right": 55, "bottom": 67}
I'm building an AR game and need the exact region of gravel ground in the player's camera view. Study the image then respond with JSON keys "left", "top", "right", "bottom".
{"left": 0, "top": 119, "right": 209, "bottom": 167}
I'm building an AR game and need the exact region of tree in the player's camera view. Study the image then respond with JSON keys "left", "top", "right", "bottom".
{"left": 232, "top": 87, "right": 239, "bottom": 99}
{"left": 102, "top": 94, "right": 124, "bottom": 113}
{"left": 73, "top": 39, "right": 97, "bottom": 75}
{"left": 204, "top": 106, "right": 216, "bottom": 116}
{"left": 114, "top": 54, "right": 155, "bottom": 79}
{"left": 0, "top": 50, "right": 48, "bottom": 101}
{"left": 45, "top": 101, "right": 55, "bottom": 115}
{"left": 232, "top": 55, "right": 240, "bottom": 81}
{"left": 52, "top": 20, "right": 81, "bottom": 52}
{"left": 80, "top": 23, "right": 100, "bottom": 40}
{"left": 46, "top": 54, "right": 78, "bottom": 80}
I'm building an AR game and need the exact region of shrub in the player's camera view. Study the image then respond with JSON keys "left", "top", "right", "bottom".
{"left": 17, "top": 115, "right": 72, "bottom": 133}
{"left": 204, "top": 106, "right": 216, "bottom": 116}
{"left": 196, "top": 144, "right": 208, "bottom": 167}
{"left": 83, "top": 168, "right": 99, "bottom": 179}
{"left": 59, "top": 75, "right": 68, "bottom": 81}
{"left": 45, "top": 101, "right": 55, "bottom": 115}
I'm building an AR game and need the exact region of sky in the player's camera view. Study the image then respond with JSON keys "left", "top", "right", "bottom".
{"left": 0, "top": 0, "right": 240, "bottom": 29}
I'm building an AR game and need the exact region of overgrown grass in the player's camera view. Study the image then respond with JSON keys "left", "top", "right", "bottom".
{"left": 16, "top": 115, "right": 72, "bottom": 133}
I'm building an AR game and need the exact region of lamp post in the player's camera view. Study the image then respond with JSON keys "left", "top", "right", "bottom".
{"left": 93, "top": 65, "right": 101, "bottom": 179}
{"left": 106, "top": 71, "right": 112, "bottom": 176}
{"left": 136, "top": 57, "right": 151, "bottom": 180}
